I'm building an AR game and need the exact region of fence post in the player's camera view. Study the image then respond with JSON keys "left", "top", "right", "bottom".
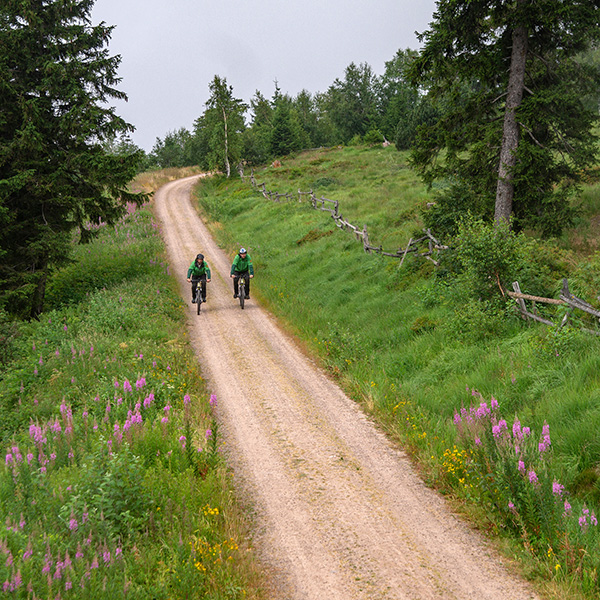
{"left": 512, "top": 282, "right": 528, "bottom": 321}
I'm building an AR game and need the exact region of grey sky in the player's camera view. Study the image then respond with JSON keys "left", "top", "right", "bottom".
{"left": 91, "top": 0, "right": 437, "bottom": 152}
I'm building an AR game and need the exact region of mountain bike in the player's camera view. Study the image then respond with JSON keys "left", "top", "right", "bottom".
{"left": 238, "top": 276, "right": 246, "bottom": 309}
{"left": 191, "top": 277, "right": 205, "bottom": 314}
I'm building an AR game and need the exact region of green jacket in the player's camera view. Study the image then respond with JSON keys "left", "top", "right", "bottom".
{"left": 187, "top": 260, "right": 211, "bottom": 279}
{"left": 230, "top": 253, "right": 253, "bottom": 275}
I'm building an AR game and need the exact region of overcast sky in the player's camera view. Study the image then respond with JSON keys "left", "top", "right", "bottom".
{"left": 91, "top": 0, "right": 437, "bottom": 152}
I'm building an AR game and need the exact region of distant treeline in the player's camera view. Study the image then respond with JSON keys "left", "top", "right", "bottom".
{"left": 135, "top": 49, "right": 437, "bottom": 172}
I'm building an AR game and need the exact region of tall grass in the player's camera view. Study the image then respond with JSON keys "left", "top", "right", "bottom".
{"left": 194, "top": 145, "right": 600, "bottom": 599}
{"left": 0, "top": 191, "right": 263, "bottom": 598}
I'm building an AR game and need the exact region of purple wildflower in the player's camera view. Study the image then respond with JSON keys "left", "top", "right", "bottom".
{"left": 209, "top": 394, "right": 217, "bottom": 407}
{"left": 552, "top": 481, "right": 565, "bottom": 496}
{"left": 528, "top": 470, "right": 538, "bottom": 484}
{"left": 123, "top": 379, "right": 133, "bottom": 393}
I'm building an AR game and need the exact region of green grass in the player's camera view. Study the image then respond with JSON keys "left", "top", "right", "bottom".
{"left": 0, "top": 195, "right": 264, "bottom": 598}
{"left": 195, "top": 145, "right": 600, "bottom": 599}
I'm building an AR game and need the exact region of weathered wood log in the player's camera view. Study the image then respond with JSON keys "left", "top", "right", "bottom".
{"left": 506, "top": 292, "right": 566, "bottom": 306}
{"left": 560, "top": 278, "right": 600, "bottom": 318}
{"left": 399, "top": 238, "right": 413, "bottom": 268}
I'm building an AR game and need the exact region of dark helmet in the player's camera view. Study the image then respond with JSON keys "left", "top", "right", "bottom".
{"left": 196, "top": 253, "right": 204, "bottom": 261}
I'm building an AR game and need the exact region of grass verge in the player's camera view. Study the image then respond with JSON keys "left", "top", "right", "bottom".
{"left": 194, "top": 145, "right": 600, "bottom": 600}
{"left": 0, "top": 178, "right": 264, "bottom": 598}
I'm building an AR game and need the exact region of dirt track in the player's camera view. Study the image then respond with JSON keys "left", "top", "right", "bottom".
{"left": 153, "top": 175, "right": 540, "bottom": 600}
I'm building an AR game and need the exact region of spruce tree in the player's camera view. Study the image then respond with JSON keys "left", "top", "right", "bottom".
{"left": 410, "top": 0, "right": 600, "bottom": 236}
{"left": 0, "top": 0, "right": 145, "bottom": 317}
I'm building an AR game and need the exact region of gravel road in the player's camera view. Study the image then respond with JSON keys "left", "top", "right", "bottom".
{"left": 153, "top": 175, "right": 541, "bottom": 600}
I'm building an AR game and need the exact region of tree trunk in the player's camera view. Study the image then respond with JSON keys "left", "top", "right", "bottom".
{"left": 30, "top": 268, "right": 48, "bottom": 319}
{"left": 495, "top": 11, "right": 528, "bottom": 226}
{"left": 222, "top": 107, "right": 230, "bottom": 178}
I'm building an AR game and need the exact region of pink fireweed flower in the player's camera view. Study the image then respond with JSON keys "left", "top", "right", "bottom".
{"left": 528, "top": 470, "right": 538, "bottom": 484}
{"left": 205, "top": 429, "right": 213, "bottom": 439}
{"left": 114, "top": 380, "right": 119, "bottom": 389}
{"left": 475, "top": 437, "right": 481, "bottom": 446}
{"left": 103, "top": 551, "right": 111, "bottom": 564}
{"left": 522, "top": 426, "right": 531, "bottom": 436}
{"left": 135, "top": 378, "right": 146, "bottom": 390}
{"left": 69, "top": 519, "right": 78, "bottom": 532}
{"left": 476, "top": 402, "right": 489, "bottom": 418}
{"left": 453, "top": 412, "right": 461, "bottom": 425}
{"left": 512, "top": 418, "right": 522, "bottom": 440}
{"left": 490, "top": 396, "right": 498, "bottom": 409}
{"left": 161, "top": 416, "right": 169, "bottom": 424}
{"left": 552, "top": 481, "right": 565, "bottom": 496}
{"left": 518, "top": 460, "right": 526, "bottom": 473}
{"left": 564, "top": 500, "right": 572, "bottom": 513}
{"left": 183, "top": 394, "right": 191, "bottom": 407}
{"left": 209, "top": 394, "right": 217, "bottom": 407}
{"left": 179, "top": 435, "right": 186, "bottom": 449}
{"left": 123, "top": 380, "right": 132, "bottom": 393}
{"left": 163, "top": 404, "right": 171, "bottom": 413}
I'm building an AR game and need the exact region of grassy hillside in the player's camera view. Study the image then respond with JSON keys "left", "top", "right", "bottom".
{"left": 0, "top": 167, "right": 264, "bottom": 599}
{"left": 194, "top": 145, "right": 600, "bottom": 599}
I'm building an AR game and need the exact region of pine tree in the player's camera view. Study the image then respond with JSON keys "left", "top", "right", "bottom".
{"left": 0, "top": 0, "right": 145, "bottom": 317}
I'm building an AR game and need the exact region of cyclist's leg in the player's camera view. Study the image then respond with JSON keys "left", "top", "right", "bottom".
{"left": 191, "top": 279, "right": 198, "bottom": 303}
{"left": 244, "top": 272, "right": 250, "bottom": 298}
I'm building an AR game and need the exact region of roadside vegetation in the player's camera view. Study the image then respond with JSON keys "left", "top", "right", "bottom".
{"left": 0, "top": 168, "right": 264, "bottom": 599}
{"left": 194, "top": 145, "right": 600, "bottom": 600}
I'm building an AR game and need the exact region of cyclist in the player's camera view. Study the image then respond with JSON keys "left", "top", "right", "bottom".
{"left": 187, "top": 253, "right": 211, "bottom": 304}
{"left": 230, "top": 247, "right": 253, "bottom": 299}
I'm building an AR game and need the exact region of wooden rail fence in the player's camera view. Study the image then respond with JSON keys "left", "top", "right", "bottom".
{"left": 508, "top": 279, "right": 600, "bottom": 334}
{"left": 239, "top": 167, "right": 448, "bottom": 265}
{"left": 238, "top": 167, "right": 600, "bottom": 335}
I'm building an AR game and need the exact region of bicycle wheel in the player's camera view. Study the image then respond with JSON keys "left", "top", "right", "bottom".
{"left": 239, "top": 279, "right": 245, "bottom": 309}
{"left": 197, "top": 292, "right": 201, "bottom": 314}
